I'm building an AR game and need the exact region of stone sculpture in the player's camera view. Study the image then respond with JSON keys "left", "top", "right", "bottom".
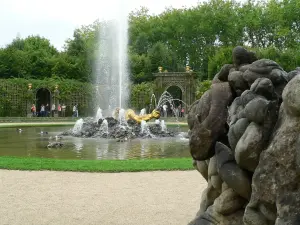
{"left": 113, "top": 108, "right": 160, "bottom": 123}
{"left": 188, "top": 46, "right": 300, "bottom": 225}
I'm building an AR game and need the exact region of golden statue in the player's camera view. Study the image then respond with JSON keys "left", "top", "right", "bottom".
{"left": 113, "top": 108, "right": 160, "bottom": 123}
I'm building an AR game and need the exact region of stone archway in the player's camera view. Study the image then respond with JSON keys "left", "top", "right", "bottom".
{"left": 36, "top": 88, "right": 51, "bottom": 113}
{"left": 154, "top": 71, "right": 196, "bottom": 112}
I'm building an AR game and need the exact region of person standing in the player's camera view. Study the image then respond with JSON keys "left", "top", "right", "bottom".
{"left": 76, "top": 104, "right": 79, "bottom": 117}
{"left": 40, "top": 104, "right": 45, "bottom": 117}
{"left": 46, "top": 103, "right": 50, "bottom": 117}
{"left": 57, "top": 104, "right": 62, "bottom": 117}
{"left": 73, "top": 104, "right": 78, "bottom": 117}
{"left": 51, "top": 103, "right": 55, "bottom": 117}
{"left": 178, "top": 104, "right": 182, "bottom": 117}
{"left": 61, "top": 104, "right": 66, "bottom": 117}
{"left": 31, "top": 104, "right": 36, "bottom": 117}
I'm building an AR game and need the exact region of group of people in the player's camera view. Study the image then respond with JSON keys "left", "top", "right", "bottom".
{"left": 31, "top": 103, "right": 70, "bottom": 117}
{"left": 161, "top": 104, "right": 185, "bottom": 118}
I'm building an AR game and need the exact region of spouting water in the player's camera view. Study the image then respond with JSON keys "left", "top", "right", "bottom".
{"left": 155, "top": 91, "right": 188, "bottom": 122}
{"left": 156, "top": 91, "right": 187, "bottom": 108}
{"left": 94, "top": 0, "right": 129, "bottom": 110}
{"left": 72, "top": 119, "right": 84, "bottom": 135}
{"left": 95, "top": 107, "right": 103, "bottom": 122}
{"left": 118, "top": 108, "right": 126, "bottom": 125}
{"left": 99, "top": 119, "right": 108, "bottom": 135}
{"left": 140, "top": 108, "right": 146, "bottom": 115}
{"left": 155, "top": 119, "right": 160, "bottom": 125}
{"left": 150, "top": 94, "right": 157, "bottom": 111}
{"left": 141, "top": 120, "right": 150, "bottom": 135}
{"left": 160, "top": 120, "right": 167, "bottom": 132}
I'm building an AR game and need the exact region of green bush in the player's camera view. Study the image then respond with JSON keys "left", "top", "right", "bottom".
{"left": 129, "top": 82, "right": 155, "bottom": 111}
{"left": 256, "top": 47, "right": 300, "bottom": 72}
{"left": 195, "top": 80, "right": 212, "bottom": 99}
{"left": 208, "top": 46, "right": 234, "bottom": 80}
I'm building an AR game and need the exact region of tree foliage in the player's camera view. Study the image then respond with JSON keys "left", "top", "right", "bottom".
{"left": 1, "top": 0, "right": 300, "bottom": 84}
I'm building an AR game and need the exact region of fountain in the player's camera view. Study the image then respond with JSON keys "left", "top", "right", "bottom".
{"left": 72, "top": 119, "right": 83, "bottom": 136}
{"left": 95, "top": 0, "right": 129, "bottom": 110}
{"left": 99, "top": 119, "right": 108, "bottom": 137}
{"left": 118, "top": 108, "right": 126, "bottom": 125}
{"left": 61, "top": 1, "right": 186, "bottom": 141}
{"left": 61, "top": 102, "right": 180, "bottom": 140}
{"left": 63, "top": 90, "right": 188, "bottom": 140}
{"left": 95, "top": 107, "right": 103, "bottom": 122}
{"left": 139, "top": 108, "right": 146, "bottom": 116}
{"left": 160, "top": 120, "right": 166, "bottom": 132}
{"left": 140, "top": 120, "right": 151, "bottom": 137}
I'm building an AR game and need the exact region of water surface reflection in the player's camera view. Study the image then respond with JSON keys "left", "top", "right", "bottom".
{"left": 0, "top": 126, "right": 190, "bottom": 160}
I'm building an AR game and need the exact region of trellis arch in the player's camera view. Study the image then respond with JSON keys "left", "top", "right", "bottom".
{"left": 154, "top": 72, "right": 196, "bottom": 111}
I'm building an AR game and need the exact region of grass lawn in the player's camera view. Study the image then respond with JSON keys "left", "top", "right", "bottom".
{"left": 0, "top": 156, "right": 194, "bottom": 172}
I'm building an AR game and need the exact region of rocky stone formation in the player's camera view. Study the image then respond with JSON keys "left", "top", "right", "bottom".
{"left": 60, "top": 117, "right": 176, "bottom": 140}
{"left": 188, "top": 46, "right": 300, "bottom": 224}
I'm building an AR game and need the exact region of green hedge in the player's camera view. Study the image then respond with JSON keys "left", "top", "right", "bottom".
{"left": 0, "top": 79, "right": 158, "bottom": 116}
{"left": 0, "top": 78, "right": 208, "bottom": 117}
{"left": 0, "top": 78, "right": 95, "bottom": 117}
{"left": 129, "top": 82, "right": 155, "bottom": 111}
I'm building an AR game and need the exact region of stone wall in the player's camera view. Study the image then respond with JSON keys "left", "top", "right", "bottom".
{"left": 188, "top": 46, "right": 300, "bottom": 225}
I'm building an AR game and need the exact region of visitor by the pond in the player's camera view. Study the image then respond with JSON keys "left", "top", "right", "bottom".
{"left": 46, "top": 103, "right": 50, "bottom": 117}
{"left": 31, "top": 104, "right": 36, "bottom": 117}
{"left": 76, "top": 104, "right": 79, "bottom": 117}
{"left": 73, "top": 104, "right": 78, "bottom": 117}
{"left": 163, "top": 104, "right": 168, "bottom": 117}
{"left": 57, "top": 104, "right": 62, "bottom": 117}
{"left": 51, "top": 103, "right": 55, "bottom": 117}
{"left": 181, "top": 107, "right": 185, "bottom": 117}
{"left": 40, "top": 104, "right": 45, "bottom": 117}
{"left": 178, "top": 104, "right": 182, "bottom": 117}
{"left": 61, "top": 104, "right": 66, "bottom": 117}
{"left": 170, "top": 104, "right": 174, "bottom": 117}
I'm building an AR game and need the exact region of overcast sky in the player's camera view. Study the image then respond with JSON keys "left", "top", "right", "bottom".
{"left": 0, "top": 0, "right": 200, "bottom": 50}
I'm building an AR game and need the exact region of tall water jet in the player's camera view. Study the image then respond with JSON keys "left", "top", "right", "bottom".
{"left": 94, "top": 0, "right": 130, "bottom": 110}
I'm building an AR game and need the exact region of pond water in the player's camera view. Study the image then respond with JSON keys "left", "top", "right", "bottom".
{"left": 0, "top": 126, "right": 190, "bottom": 160}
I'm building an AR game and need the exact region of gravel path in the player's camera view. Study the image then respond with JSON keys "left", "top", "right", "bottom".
{"left": 0, "top": 170, "right": 206, "bottom": 225}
